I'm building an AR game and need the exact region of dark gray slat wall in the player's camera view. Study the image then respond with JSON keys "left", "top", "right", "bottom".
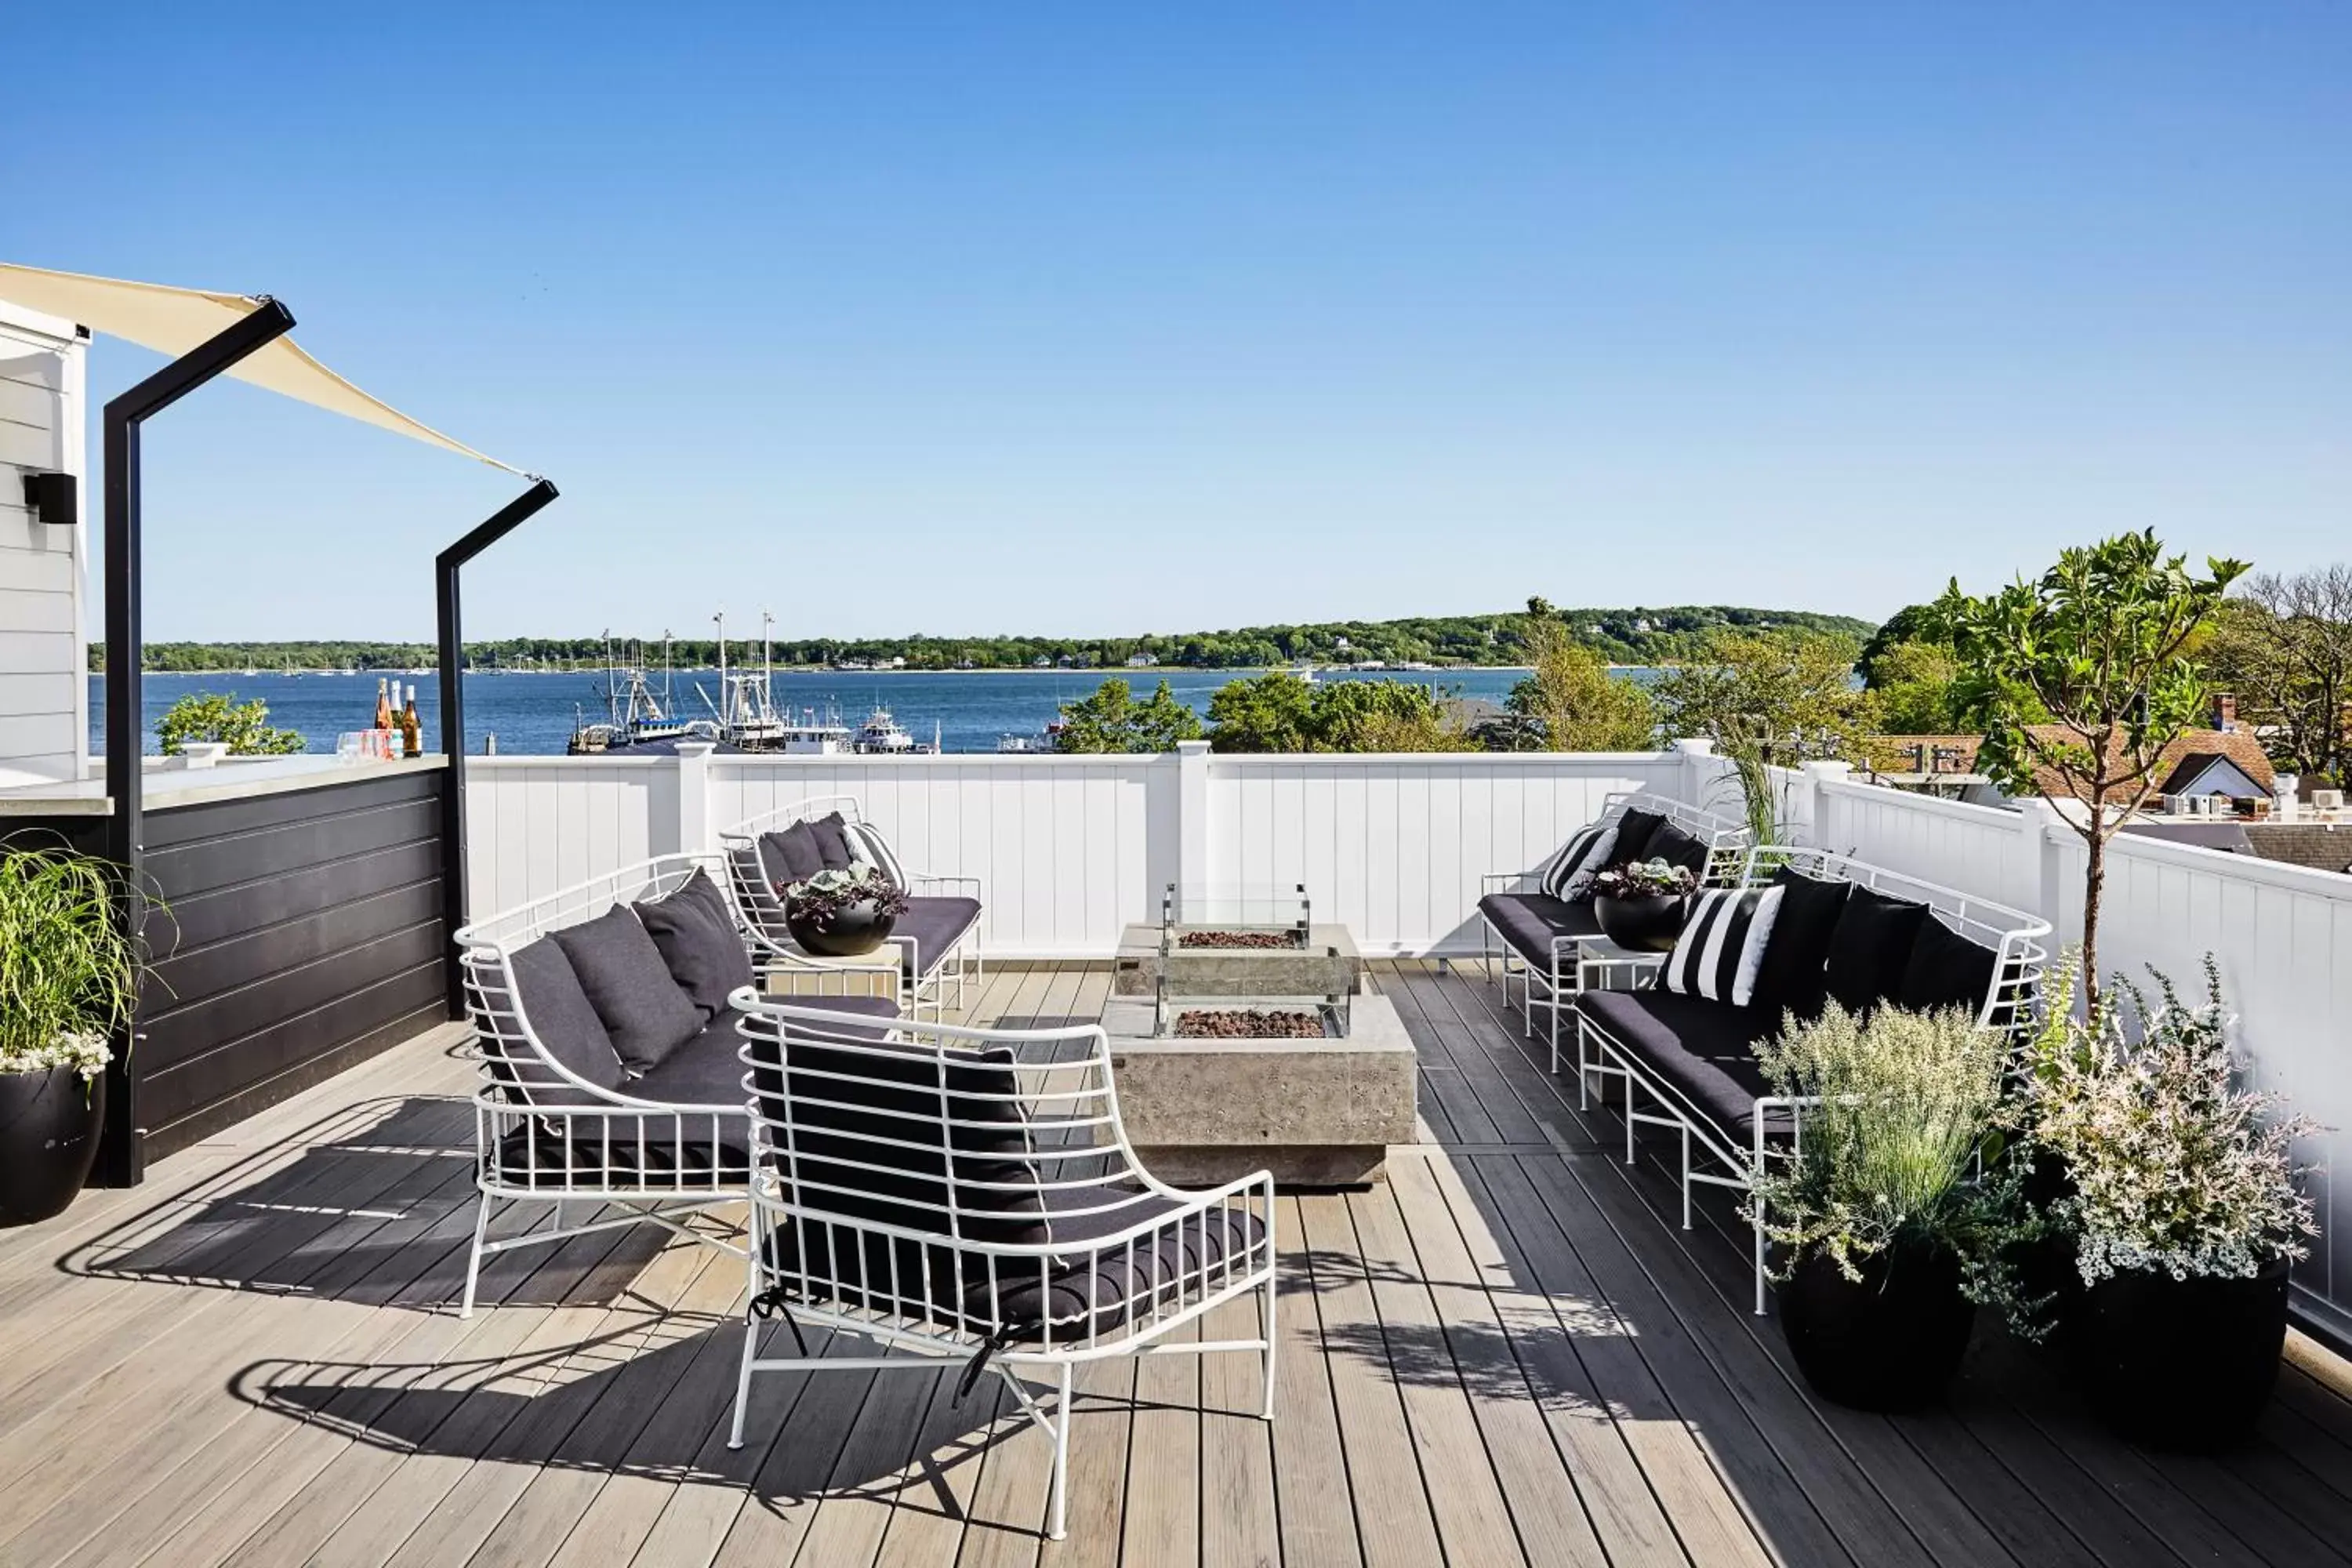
{"left": 137, "top": 768, "right": 448, "bottom": 1155}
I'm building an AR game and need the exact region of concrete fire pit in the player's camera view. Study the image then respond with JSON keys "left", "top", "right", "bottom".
{"left": 1102, "top": 921, "right": 1415, "bottom": 1188}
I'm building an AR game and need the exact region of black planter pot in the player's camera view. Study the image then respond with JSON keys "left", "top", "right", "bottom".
{"left": 786, "top": 899, "right": 898, "bottom": 958}
{"left": 1778, "top": 1240, "right": 1976, "bottom": 1411}
{"left": 1594, "top": 891, "right": 1688, "bottom": 953}
{"left": 2074, "top": 1254, "right": 2290, "bottom": 1449}
{"left": 0, "top": 1065, "right": 106, "bottom": 1227}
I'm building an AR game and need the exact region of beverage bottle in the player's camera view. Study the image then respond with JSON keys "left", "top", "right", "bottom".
{"left": 401, "top": 684, "right": 423, "bottom": 758}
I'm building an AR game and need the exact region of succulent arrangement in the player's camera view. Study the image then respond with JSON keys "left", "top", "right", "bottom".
{"left": 1589, "top": 858, "right": 1697, "bottom": 900}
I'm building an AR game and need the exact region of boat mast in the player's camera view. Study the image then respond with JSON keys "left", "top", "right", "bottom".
{"left": 713, "top": 610, "right": 730, "bottom": 728}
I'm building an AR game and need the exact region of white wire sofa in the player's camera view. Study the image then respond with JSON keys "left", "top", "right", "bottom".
{"left": 452, "top": 852, "right": 898, "bottom": 1318}
{"left": 1569, "top": 845, "right": 2050, "bottom": 1313}
{"left": 1479, "top": 791, "right": 1754, "bottom": 1068}
{"left": 726, "top": 996, "right": 1277, "bottom": 1542}
{"left": 720, "top": 794, "right": 983, "bottom": 1022}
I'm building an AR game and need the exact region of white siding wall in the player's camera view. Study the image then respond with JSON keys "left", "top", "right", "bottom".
{"left": 0, "top": 303, "right": 87, "bottom": 784}
{"left": 1815, "top": 778, "right": 2041, "bottom": 915}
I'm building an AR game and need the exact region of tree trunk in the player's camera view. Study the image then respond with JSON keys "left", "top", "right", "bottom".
{"left": 2082, "top": 829, "right": 2105, "bottom": 1011}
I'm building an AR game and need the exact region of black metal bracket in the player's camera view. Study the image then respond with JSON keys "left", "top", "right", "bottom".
{"left": 435, "top": 477, "right": 559, "bottom": 1017}
{"left": 100, "top": 300, "right": 298, "bottom": 1187}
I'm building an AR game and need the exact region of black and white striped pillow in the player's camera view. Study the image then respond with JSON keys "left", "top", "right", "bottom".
{"left": 1663, "top": 887, "right": 1785, "bottom": 1007}
{"left": 1540, "top": 822, "right": 1619, "bottom": 902}
{"left": 845, "top": 821, "right": 907, "bottom": 888}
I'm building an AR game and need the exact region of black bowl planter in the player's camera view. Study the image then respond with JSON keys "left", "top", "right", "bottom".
{"left": 1779, "top": 1240, "right": 1976, "bottom": 1411}
{"left": 786, "top": 899, "right": 898, "bottom": 958}
{"left": 1594, "top": 891, "right": 1688, "bottom": 953}
{"left": 2074, "top": 1255, "right": 2290, "bottom": 1449}
{"left": 0, "top": 1065, "right": 106, "bottom": 1227}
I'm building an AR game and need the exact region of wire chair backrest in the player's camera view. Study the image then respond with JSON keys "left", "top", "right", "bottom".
{"left": 1599, "top": 789, "right": 1756, "bottom": 886}
{"left": 717, "top": 794, "right": 877, "bottom": 948}
{"left": 1743, "top": 845, "right": 2052, "bottom": 1035}
{"left": 455, "top": 853, "right": 720, "bottom": 1105}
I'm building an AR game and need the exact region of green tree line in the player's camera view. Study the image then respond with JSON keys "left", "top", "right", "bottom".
{"left": 94, "top": 602, "right": 1874, "bottom": 673}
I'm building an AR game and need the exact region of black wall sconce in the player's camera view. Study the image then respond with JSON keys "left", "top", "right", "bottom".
{"left": 20, "top": 470, "right": 78, "bottom": 528}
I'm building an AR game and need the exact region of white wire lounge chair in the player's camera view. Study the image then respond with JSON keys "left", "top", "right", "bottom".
{"left": 720, "top": 794, "right": 983, "bottom": 1021}
{"left": 725, "top": 996, "right": 1277, "bottom": 1542}
{"left": 453, "top": 853, "right": 898, "bottom": 1318}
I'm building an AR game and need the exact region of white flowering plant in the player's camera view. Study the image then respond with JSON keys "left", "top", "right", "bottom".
{"left": 0, "top": 845, "right": 143, "bottom": 1081}
{"left": 2019, "top": 956, "right": 2318, "bottom": 1287}
{"left": 1751, "top": 1001, "right": 2047, "bottom": 1321}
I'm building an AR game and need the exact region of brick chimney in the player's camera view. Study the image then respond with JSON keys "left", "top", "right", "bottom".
{"left": 2212, "top": 691, "right": 2238, "bottom": 732}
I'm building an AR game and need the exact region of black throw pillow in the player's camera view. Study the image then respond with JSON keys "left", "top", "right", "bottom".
{"left": 1895, "top": 916, "right": 2002, "bottom": 1019}
{"left": 1611, "top": 807, "right": 1667, "bottom": 866}
{"left": 550, "top": 905, "right": 706, "bottom": 1073}
{"left": 1821, "top": 887, "right": 1930, "bottom": 1016}
{"left": 498, "top": 937, "right": 626, "bottom": 1102}
{"left": 758, "top": 822, "right": 828, "bottom": 888}
{"left": 806, "top": 812, "right": 859, "bottom": 871}
{"left": 1643, "top": 822, "right": 1710, "bottom": 880}
{"left": 637, "top": 869, "right": 756, "bottom": 1021}
{"left": 1749, "top": 868, "right": 1852, "bottom": 1025}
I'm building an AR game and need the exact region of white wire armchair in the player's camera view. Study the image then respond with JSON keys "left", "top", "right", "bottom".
{"left": 719, "top": 793, "right": 983, "bottom": 1021}
{"left": 726, "top": 995, "right": 1277, "bottom": 1542}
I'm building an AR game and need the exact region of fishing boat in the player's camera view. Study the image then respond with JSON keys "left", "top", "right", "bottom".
{"left": 567, "top": 631, "right": 692, "bottom": 753}
{"left": 690, "top": 611, "right": 855, "bottom": 753}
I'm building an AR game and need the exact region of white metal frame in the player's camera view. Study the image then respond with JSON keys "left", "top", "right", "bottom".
{"left": 1570, "top": 845, "right": 2051, "bottom": 1314}
{"left": 452, "top": 852, "right": 760, "bottom": 1317}
{"left": 719, "top": 793, "right": 984, "bottom": 1022}
{"left": 1479, "top": 791, "right": 1755, "bottom": 1070}
{"left": 726, "top": 997, "right": 1276, "bottom": 1542}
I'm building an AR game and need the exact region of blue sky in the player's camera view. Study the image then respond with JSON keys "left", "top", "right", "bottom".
{"left": 8, "top": 4, "right": 2348, "bottom": 641}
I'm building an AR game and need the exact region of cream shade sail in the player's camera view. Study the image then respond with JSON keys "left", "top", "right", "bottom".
{"left": 0, "top": 262, "right": 527, "bottom": 474}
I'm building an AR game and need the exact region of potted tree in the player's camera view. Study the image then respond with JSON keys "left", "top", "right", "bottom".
{"left": 2021, "top": 960, "right": 2317, "bottom": 1447}
{"left": 782, "top": 862, "right": 912, "bottom": 958}
{"left": 1, "top": 845, "right": 140, "bottom": 1226}
{"left": 1753, "top": 1001, "right": 2037, "bottom": 1410}
{"left": 1588, "top": 859, "right": 1696, "bottom": 952}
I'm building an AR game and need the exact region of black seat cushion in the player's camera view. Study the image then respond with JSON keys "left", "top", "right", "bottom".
{"left": 760, "top": 1177, "right": 1266, "bottom": 1345}
{"left": 1575, "top": 989, "right": 1780, "bottom": 1148}
{"left": 1820, "top": 887, "right": 1930, "bottom": 1015}
{"left": 1894, "top": 916, "right": 2001, "bottom": 1018}
{"left": 1642, "top": 822, "right": 1711, "bottom": 880}
{"left": 1610, "top": 807, "right": 1668, "bottom": 867}
{"left": 758, "top": 822, "right": 829, "bottom": 889}
{"left": 1749, "top": 868, "right": 1853, "bottom": 1026}
{"left": 1479, "top": 891, "right": 1604, "bottom": 970}
{"left": 636, "top": 868, "right": 755, "bottom": 1021}
{"left": 806, "top": 811, "right": 860, "bottom": 871}
{"left": 488, "top": 937, "right": 626, "bottom": 1105}
{"left": 550, "top": 905, "right": 706, "bottom": 1073}
{"left": 896, "top": 896, "right": 982, "bottom": 977}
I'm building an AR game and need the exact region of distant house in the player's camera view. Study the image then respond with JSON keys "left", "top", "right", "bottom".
{"left": 1868, "top": 704, "right": 2278, "bottom": 818}
{"left": 1032, "top": 655, "right": 1051, "bottom": 668}
{"left": 1126, "top": 652, "right": 1157, "bottom": 668}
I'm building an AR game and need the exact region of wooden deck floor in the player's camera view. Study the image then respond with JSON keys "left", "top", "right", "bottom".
{"left": 4, "top": 960, "right": 2351, "bottom": 1567}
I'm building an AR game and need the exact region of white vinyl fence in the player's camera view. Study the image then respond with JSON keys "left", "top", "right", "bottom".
{"left": 462, "top": 742, "right": 2352, "bottom": 1337}
{"left": 464, "top": 742, "right": 1708, "bottom": 957}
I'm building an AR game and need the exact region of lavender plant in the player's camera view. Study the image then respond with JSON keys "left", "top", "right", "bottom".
{"left": 2021, "top": 957, "right": 2319, "bottom": 1286}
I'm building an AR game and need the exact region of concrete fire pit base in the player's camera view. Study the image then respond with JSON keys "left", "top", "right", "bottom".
{"left": 1098, "top": 989, "right": 1417, "bottom": 1189}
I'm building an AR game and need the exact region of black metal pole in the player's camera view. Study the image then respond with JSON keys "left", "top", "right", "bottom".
{"left": 100, "top": 300, "right": 296, "bottom": 1187}
{"left": 435, "top": 478, "right": 558, "bottom": 1017}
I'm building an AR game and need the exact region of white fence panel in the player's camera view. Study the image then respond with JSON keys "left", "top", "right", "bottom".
{"left": 1201, "top": 753, "right": 1687, "bottom": 954}
{"left": 706, "top": 755, "right": 1171, "bottom": 956}
{"left": 465, "top": 758, "right": 672, "bottom": 920}
{"left": 1814, "top": 779, "right": 2037, "bottom": 913}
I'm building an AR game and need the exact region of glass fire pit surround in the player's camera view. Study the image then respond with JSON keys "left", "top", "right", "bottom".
{"left": 1150, "top": 883, "right": 1353, "bottom": 1038}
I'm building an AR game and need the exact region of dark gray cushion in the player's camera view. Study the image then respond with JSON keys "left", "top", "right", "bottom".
{"left": 636, "top": 869, "right": 754, "bottom": 1021}
{"left": 758, "top": 822, "right": 828, "bottom": 888}
{"left": 1574, "top": 989, "right": 1781, "bottom": 1149}
{"left": 495, "top": 937, "right": 626, "bottom": 1104}
{"left": 1610, "top": 807, "right": 1668, "bottom": 867}
{"left": 806, "top": 811, "right": 859, "bottom": 871}
{"left": 1642, "top": 822, "right": 1711, "bottom": 880}
{"left": 550, "top": 905, "right": 706, "bottom": 1073}
{"left": 1821, "top": 887, "right": 1930, "bottom": 1015}
{"left": 896, "top": 895, "right": 982, "bottom": 978}
{"left": 1894, "top": 916, "right": 2001, "bottom": 1018}
{"left": 1750, "top": 868, "right": 1852, "bottom": 1025}
{"left": 1478, "top": 891, "right": 1605, "bottom": 970}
